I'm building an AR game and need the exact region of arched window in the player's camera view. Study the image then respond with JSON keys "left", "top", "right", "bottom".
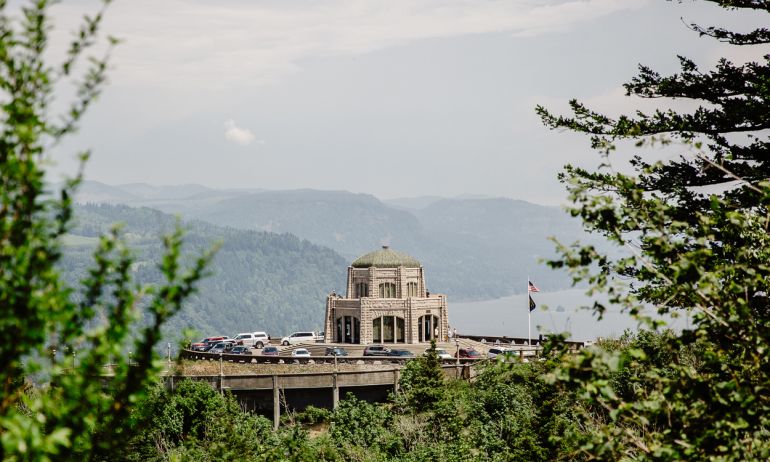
{"left": 337, "top": 316, "right": 360, "bottom": 343}
{"left": 355, "top": 282, "right": 369, "bottom": 298}
{"left": 378, "top": 282, "right": 396, "bottom": 298}
{"left": 406, "top": 282, "right": 418, "bottom": 297}
{"left": 418, "top": 315, "right": 440, "bottom": 342}
{"left": 372, "top": 318, "right": 381, "bottom": 343}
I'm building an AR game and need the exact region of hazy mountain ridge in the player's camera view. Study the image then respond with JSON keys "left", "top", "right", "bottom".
{"left": 71, "top": 181, "right": 589, "bottom": 300}
{"left": 62, "top": 203, "right": 347, "bottom": 339}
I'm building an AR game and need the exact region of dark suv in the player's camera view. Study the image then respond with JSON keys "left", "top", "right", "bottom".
{"left": 455, "top": 348, "right": 481, "bottom": 358}
{"left": 363, "top": 345, "right": 391, "bottom": 356}
{"left": 387, "top": 349, "right": 414, "bottom": 357}
{"left": 325, "top": 347, "right": 348, "bottom": 356}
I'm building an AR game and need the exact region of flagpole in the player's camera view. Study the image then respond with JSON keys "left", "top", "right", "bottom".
{"left": 527, "top": 275, "right": 531, "bottom": 346}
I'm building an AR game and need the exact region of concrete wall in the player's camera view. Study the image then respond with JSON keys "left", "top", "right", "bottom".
{"left": 165, "top": 365, "right": 473, "bottom": 429}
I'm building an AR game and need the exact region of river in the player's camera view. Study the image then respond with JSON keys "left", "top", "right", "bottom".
{"left": 449, "top": 289, "right": 689, "bottom": 342}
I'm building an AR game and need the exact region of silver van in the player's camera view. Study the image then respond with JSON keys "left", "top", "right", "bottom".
{"left": 280, "top": 332, "right": 316, "bottom": 346}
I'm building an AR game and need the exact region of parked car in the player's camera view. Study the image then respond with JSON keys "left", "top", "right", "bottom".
{"left": 208, "top": 341, "right": 235, "bottom": 354}
{"left": 230, "top": 345, "right": 252, "bottom": 355}
{"left": 233, "top": 331, "right": 270, "bottom": 348}
{"left": 487, "top": 347, "right": 515, "bottom": 359}
{"left": 291, "top": 348, "right": 311, "bottom": 358}
{"left": 190, "top": 341, "right": 208, "bottom": 352}
{"left": 253, "top": 332, "right": 270, "bottom": 348}
{"left": 280, "top": 332, "right": 318, "bottom": 346}
{"left": 262, "top": 346, "right": 279, "bottom": 356}
{"left": 363, "top": 345, "right": 391, "bottom": 356}
{"left": 387, "top": 349, "right": 414, "bottom": 357}
{"left": 325, "top": 347, "right": 348, "bottom": 356}
{"left": 455, "top": 348, "right": 481, "bottom": 359}
{"left": 425, "top": 347, "right": 453, "bottom": 360}
{"left": 191, "top": 336, "right": 226, "bottom": 352}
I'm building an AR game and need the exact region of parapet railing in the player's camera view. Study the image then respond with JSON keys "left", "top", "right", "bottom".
{"left": 460, "top": 334, "right": 585, "bottom": 351}
{"left": 179, "top": 349, "right": 486, "bottom": 365}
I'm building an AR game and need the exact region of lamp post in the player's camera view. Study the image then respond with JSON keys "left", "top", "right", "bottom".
{"left": 454, "top": 328, "right": 459, "bottom": 366}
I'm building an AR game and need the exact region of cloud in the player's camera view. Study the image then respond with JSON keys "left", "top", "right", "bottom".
{"left": 223, "top": 119, "right": 256, "bottom": 146}
{"left": 48, "top": 0, "right": 647, "bottom": 92}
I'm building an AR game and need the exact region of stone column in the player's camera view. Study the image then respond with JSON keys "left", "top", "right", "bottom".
{"left": 332, "top": 372, "right": 339, "bottom": 409}
{"left": 368, "top": 267, "right": 376, "bottom": 299}
{"left": 272, "top": 375, "right": 280, "bottom": 430}
{"left": 439, "top": 295, "right": 449, "bottom": 342}
{"left": 323, "top": 296, "right": 334, "bottom": 344}
{"left": 393, "top": 369, "right": 400, "bottom": 393}
{"left": 360, "top": 299, "right": 372, "bottom": 344}
{"left": 346, "top": 266, "right": 354, "bottom": 298}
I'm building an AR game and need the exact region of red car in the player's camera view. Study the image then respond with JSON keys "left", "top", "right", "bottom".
{"left": 455, "top": 348, "right": 481, "bottom": 359}
{"left": 191, "top": 336, "right": 227, "bottom": 352}
{"left": 262, "top": 346, "right": 279, "bottom": 356}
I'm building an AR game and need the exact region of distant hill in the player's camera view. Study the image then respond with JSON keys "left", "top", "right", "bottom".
{"left": 61, "top": 203, "right": 347, "bottom": 340}
{"left": 383, "top": 196, "right": 444, "bottom": 210}
{"left": 414, "top": 198, "right": 586, "bottom": 297}
{"left": 70, "top": 182, "right": 591, "bottom": 300}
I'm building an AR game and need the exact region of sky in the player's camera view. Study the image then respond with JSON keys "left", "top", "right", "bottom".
{"left": 44, "top": 0, "right": 770, "bottom": 205}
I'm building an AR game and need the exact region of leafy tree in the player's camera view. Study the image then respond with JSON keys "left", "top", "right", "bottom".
{"left": 538, "top": 1, "right": 770, "bottom": 460}
{"left": 127, "top": 380, "right": 276, "bottom": 461}
{"left": 0, "top": 2, "right": 212, "bottom": 460}
{"left": 330, "top": 393, "right": 400, "bottom": 456}
{"left": 536, "top": 1, "right": 770, "bottom": 308}
{"left": 397, "top": 340, "right": 445, "bottom": 412}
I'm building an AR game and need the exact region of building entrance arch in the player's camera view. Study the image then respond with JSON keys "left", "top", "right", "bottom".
{"left": 371, "top": 316, "right": 405, "bottom": 343}
{"left": 336, "top": 316, "right": 360, "bottom": 343}
{"left": 418, "top": 315, "right": 440, "bottom": 342}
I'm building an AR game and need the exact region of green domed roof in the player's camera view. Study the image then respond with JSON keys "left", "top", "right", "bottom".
{"left": 351, "top": 246, "right": 421, "bottom": 268}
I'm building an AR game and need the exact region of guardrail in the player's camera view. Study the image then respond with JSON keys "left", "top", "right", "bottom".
{"left": 460, "top": 334, "right": 584, "bottom": 351}
{"left": 179, "top": 349, "right": 485, "bottom": 365}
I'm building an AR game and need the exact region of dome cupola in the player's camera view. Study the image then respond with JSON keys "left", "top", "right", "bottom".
{"left": 351, "top": 245, "right": 421, "bottom": 268}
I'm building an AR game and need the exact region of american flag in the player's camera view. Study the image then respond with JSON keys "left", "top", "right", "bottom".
{"left": 528, "top": 281, "right": 540, "bottom": 293}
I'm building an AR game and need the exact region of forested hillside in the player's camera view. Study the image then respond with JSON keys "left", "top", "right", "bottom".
{"left": 73, "top": 182, "right": 590, "bottom": 300}
{"left": 61, "top": 204, "right": 347, "bottom": 339}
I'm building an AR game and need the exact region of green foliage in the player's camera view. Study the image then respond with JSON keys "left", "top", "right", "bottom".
{"left": 291, "top": 405, "right": 331, "bottom": 426}
{"left": 330, "top": 393, "right": 400, "bottom": 456}
{"left": 127, "top": 380, "right": 276, "bottom": 461}
{"left": 0, "top": 2, "right": 213, "bottom": 460}
{"left": 317, "top": 360, "right": 584, "bottom": 461}
{"left": 397, "top": 340, "right": 445, "bottom": 412}
{"left": 538, "top": 1, "right": 770, "bottom": 460}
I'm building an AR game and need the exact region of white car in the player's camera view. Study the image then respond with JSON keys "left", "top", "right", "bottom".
{"left": 487, "top": 347, "right": 515, "bottom": 360}
{"left": 233, "top": 331, "right": 270, "bottom": 348}
{"left": 280, "top": 332, "right": 317, "bottom": 346}
{"left": 425, "top": 347, "right": 453, "bottom": 360}
{"left": 291, "top": 348, "right": 311, "bottom": 358}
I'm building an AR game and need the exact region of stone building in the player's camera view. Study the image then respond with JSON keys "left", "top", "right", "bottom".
{"left": 323, "top": 246, "right": 449, "bottom": 344}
